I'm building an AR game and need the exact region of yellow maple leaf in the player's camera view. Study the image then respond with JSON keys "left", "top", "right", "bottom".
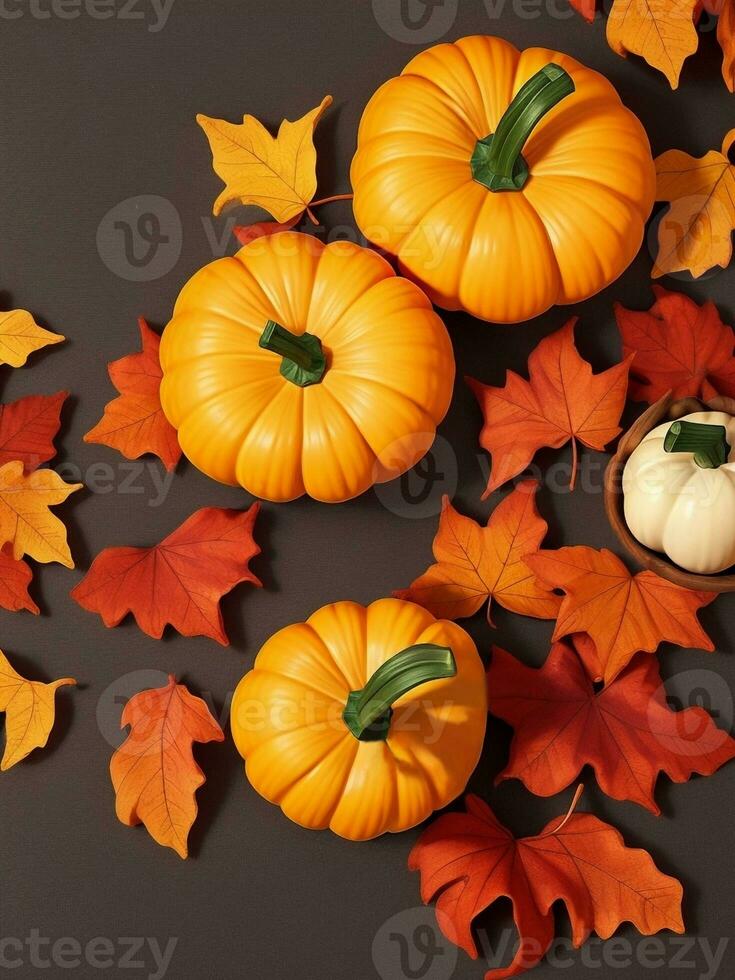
{"left": 0, "top": 461, "right": 82, "bottom": 568}
{"left": 0, "top": 310, "right": 64, "bottom": 367}
{"left": 606, "top": 0, "right": 699, "bottom": 88}
{"left": 197, "top": 95, "right": 332, "bottom": 221}
{"left": 0, "top": 650, "right": 75, "bottom": 770}
{"left": 653, "top": 129, "right": 735, "bottom": 279}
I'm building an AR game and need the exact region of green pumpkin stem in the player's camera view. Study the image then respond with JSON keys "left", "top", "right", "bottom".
{"left": 259, "top": 320, "right": 326, "bottom": 387}
{"left": 471, "top": 64, "right": 575, "bottom": 192}
{"left": 664, "top": 420, "right": 731, "bottom": 469}
{"left": 343, "top": 644, "right": 456, "bottom": 742}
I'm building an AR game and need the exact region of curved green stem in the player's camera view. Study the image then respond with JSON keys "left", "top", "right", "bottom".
{"left": 259, "top": 320, "right": 326, "bottom": 387}
{"left": 471, "top": 64, "right": 575, "bottom": 192}
{"left": 343, "top": 644, "right": 456, "bottom": 742}
{"left": 664, "top": 420, "right": 731, "bottom": 469}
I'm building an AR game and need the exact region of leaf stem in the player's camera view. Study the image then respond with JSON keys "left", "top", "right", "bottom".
{"left": 310, "top": 193, "right": 354, "bottom": 207}
{"left": 539, "top": 784, "right": 584, "bottom": 837}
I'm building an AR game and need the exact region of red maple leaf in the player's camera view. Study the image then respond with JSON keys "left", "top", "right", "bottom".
{"left": 568, "top": 0, "right": 597, "bottom": 20}
{"left": 615, "top": 286, "right": 735, "bottom": 403}
{"left": 488, "top": 640, "right": 735, "bottom": 813}
{"left": 71, "top": 504, "right": 261, "bottom": 644}
{"left": 84, "top": 318, "right": 181, "bottom": 470}
{"left": 0, "top": 391, "right": 67, "bottom": 471}
{"left": 410, "top": 791, "right": 684, "bottom": 979}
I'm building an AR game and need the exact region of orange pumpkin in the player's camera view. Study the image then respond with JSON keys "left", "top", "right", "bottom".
{"left": 230, "top": 598, "right": 487, "bottom": 841}
{"left": 351, "top": 35, "right": 656, "bottom": 324}
{"left": 159, "top": 232, "right": 454, "bottom": 503}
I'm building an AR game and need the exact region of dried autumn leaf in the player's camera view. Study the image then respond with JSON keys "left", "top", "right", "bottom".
{"left": 0, "top": 461, "right": 81, "bottom": 568}
{"left": 71, "top": 504, "right": 261, "bottom": 645}
{"left": 197, "top": 95, "right": 332, "bottom": 221}
{"left": 0, "top": 650, "right": 75, "bottom": 769}
{"left": 111, "top": 675, "right": 224, "bottom": 858}
{"left": 0, "top": 390, "right": 68, "bottom": 471}
{"left": 616, "top": 286, "right": 735, "bottom": 402}
{"left": 0, "top": 310, "right": 64, "bottom": 368}
{"left": 468, "top": 320, "right": 631, "bottom": 495}
{"left": 488, "top": 640, "right": 735, "bottom": 813}
{"left": 394, "top": 481, "right": 560, "bottom": 625}
{"left": 653, "top": 130, "right": 735, "bottom": 279}
{"left": 606, "top": 0, "right": 699, "bottom": 88}
{"left": 524, "top": 546, "right": 715, "bottom": 686}
{"left": 84, "top": 318, "right": 181, "bottom": 471}
{"left": 233, "top": 214, "right": 301, "bottom": 247}
{"left": 410, "top": 792, "right": 684, "bottom": 979}
{"left": 0, "top": 548, "right": 38, "bottom": 614}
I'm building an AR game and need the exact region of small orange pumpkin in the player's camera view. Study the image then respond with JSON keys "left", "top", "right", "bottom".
{"left": 351, "top": 35, "right": 656, "bottom": 324}
{"left": 159, "top": 232, "right": 454, "bottom": 503}
{"left": 230, "top": 598, "right": 487, "bottom": 841}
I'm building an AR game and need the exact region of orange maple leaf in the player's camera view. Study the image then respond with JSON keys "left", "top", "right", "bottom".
{"left": 71, "top": 504, "right": 261, "bottom": 645}
{"left": 615, "top": 286, "right": 735, "bottom": 403}
{"left": 111, "top": 675, "right": 224, "bottom": 858}
{"left": 410, "top": 792, "right": 684, "bottom": 979}
{"left": 653, "top": 130, "right": 735, "bottom": 279}
{"left": 488, "top": 640, "right": 735, "bottom": 813}
{"left": 84, "top": 318, "right": 181, "bottom": 471}
{"left": 606, "top": 0, "right": 699, "bottom": 89}
{"left": 394, "top": 481, "right": 560, "bottom": 625}
{"left": 524, "top": 546, "right": 715, "bottom": 686}
{"left": 718, "top": 0, "right": 735, "bottom": 91}
{"left": 468, "top": 320, "right": 631, "bottom": 495}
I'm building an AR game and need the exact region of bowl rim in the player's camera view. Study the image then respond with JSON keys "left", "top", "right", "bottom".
{"left": 604, "top": 390, "right": 735, "bottom": 593}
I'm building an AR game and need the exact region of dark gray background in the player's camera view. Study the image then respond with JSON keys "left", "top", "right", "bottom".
{"left": 1, "top": 1, "right": 733, "bottom": 978}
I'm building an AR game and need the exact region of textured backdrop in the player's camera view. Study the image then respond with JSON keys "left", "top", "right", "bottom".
{"left": 1, "top": 1, "right": 733, "bottom": 979}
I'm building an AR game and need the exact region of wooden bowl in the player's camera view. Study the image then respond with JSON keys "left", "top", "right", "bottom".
{"left": 604, "top": 391, "right": 735, "bottom": 593}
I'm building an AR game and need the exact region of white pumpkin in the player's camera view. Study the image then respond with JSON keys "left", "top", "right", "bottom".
{"left": 623, "top": 411, "right": 735, "bottom": 574}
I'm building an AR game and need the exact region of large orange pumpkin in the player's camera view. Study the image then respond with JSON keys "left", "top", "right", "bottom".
{"left": 159, "top": 232, "right": 454, "bottom": 503}
{"left": 351, "top": 35, "right": 656, "bottom": 324}
{"left": 230, "top": 598, "right": 487, "bottom": 841}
